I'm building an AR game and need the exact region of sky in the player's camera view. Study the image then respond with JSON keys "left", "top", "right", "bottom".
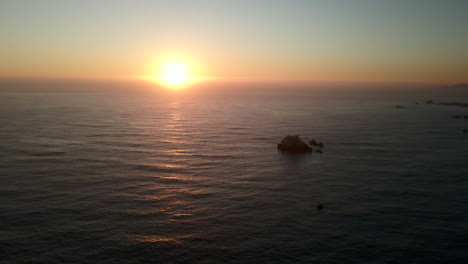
{"left": 1, "top": 0, "right": 467, "bottom": 84}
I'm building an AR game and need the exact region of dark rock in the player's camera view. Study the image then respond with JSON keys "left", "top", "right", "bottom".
{"left": 463, "top": 129, "right": 468, "bottom": 133}
{"left": 426, "top": 99, "right": 433, "bottom": 104}
{"left": 439, "top": 102, "right": 468, "bottom": 108}
{"left": 394, "top": 105, "right": 406, "bottom": 108}
{"left": 451, "top": 115, "right": 468, "bottom": 119}
{"left": 315, "top": 149, "right": 323, "bottom": 153}
{"left": 277, "top": 135, "right": 312, "bottom": 153}
{"left": 309, "top": 140, "right": 324, "bottom": 147}
{"left": 317, "top": 204, "right": 324, "bottom": 210}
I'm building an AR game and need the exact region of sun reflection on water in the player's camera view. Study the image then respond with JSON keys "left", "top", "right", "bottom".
{"left": 129, "top": 99, "right": 209, "bottom": 245}
{"left": 134, "top": 234, "right": 197, "bottom": 244}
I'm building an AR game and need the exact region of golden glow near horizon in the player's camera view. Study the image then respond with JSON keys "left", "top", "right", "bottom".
{"left": 160, "top": 62, "right": 189, "bottom": 86}
{"left": 1, "top": 2, "right": 468, "bottom": 84}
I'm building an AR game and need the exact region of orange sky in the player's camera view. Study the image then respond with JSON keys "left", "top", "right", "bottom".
{"left": 1, "top": 1, "right": 467, "bottom": 84}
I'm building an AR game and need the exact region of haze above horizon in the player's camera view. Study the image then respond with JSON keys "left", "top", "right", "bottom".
{"left": 1, "top": 0, "right": 467, "bottom": 84}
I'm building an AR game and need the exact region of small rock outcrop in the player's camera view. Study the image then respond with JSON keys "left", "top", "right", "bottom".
{"left": 439, "top": 102, "right": 468, "bottom": 108}
{"left": 310, "top": 140, "right": 324, "bottom": 147}
{"left": 463, "top": 129, "right": 468, "bottom": 133}
{"left": 394, "top": 105, "right": 406, "bottom": 109}
{"left": 451, "top": 115, "right": 468, "bottom": 119}
{"left": 317, "top": 204, "right": 324, "bottom": 210}
{"left": 277, "top": 135, "right": 312, "bottom": 153}
{"left": 426, "top": 99, "right": 434, "bottom": 104}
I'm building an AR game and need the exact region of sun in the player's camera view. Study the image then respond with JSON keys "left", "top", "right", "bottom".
{"left": 161, "top": 62, "right": 189, "bottom": 86}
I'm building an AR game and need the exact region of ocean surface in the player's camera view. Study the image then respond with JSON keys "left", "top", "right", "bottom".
{"left": 1, "top": 82, "right": 467, "bottom": 263}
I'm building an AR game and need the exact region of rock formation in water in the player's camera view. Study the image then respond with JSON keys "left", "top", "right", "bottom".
{"left": 440, "top": 102, "right": 468, "bottom": 108}
{"left": 426, "top": 99, "right": 434, "bottom": 104}
{"left": 310, "top": 140, "right": 324, "bottom": 147}
{"left": 451, "top": 115, "right": 468, "bottom": 119}
{"left": 277, "top": 135, "right": 312, "bottom": 153}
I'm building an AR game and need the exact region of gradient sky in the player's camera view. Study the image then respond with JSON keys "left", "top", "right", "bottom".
{"left": 1, "top": 0, "right": 467, "bottom": 83}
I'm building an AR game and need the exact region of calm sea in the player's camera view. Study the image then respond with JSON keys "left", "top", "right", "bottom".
{"left": 1, "top": 81, "right": 467, "bottom": 263}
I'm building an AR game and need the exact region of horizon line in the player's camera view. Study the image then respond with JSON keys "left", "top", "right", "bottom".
{"left": 0, "top": 75, "right": 465, "bottom": 87}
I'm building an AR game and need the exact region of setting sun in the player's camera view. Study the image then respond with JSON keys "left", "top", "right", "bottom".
{"left": 161, "top": 62, "right": 189, "bottom": 86}
{"left": 2, "top": 1, "right": 468, "bottom": 263}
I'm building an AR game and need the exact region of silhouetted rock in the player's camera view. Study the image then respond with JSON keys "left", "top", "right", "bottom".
{"left": 277, "top": 135, "right": 312, "bottom": 153}
{"left": 439, "top": 102, "right": 468, "bottom": 108}
{"left": 426, "top": 99, "right": 433, "bottom": 104}
{"left": 394, "top": 105, "right": 406, "bottom": 108}
{"left": 317, "top": 204, "right": 324, "bottom": 210}
{"left": 315, "top": 149, "right": 323, "bottom": 153}
{"left": 451, "top": 115, "right": 468, "bottom": 119}
{"left": 463, "top": 129, "right": 468, "bottom": 133}
{"left": 309, "top": 140, "right": 324, "bottom": 147}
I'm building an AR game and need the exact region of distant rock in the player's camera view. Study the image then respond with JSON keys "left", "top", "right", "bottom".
{"left": 317, "top": 204, "right": 324, "bottom": 210}
{"left": 463, "top": 129, "right": 468, "bottom": 133}
{"left": 426, "top": 99, "right": 434, "bottom": 104}
{"left": 315, "top": 149, "right": 323, "bottom": 154}
{"left": 310, "top": 140, "right": 324, "bottom": 147}
{"left": 394, "top": 105, "right": 406, "bottom": 109}
{"left": 277, "top": 135, "right": 312, "bottom": 153}
{"left": 439, "top": 102, "right": 468, "bottom": 108}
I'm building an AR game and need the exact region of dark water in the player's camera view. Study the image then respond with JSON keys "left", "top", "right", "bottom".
{"left": 1, "top": 83, "right": 467, "bottom": 263}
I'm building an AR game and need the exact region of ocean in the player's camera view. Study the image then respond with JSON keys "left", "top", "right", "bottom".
{"left": 1, "top": 81, "right": 467, "bottom": 263}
